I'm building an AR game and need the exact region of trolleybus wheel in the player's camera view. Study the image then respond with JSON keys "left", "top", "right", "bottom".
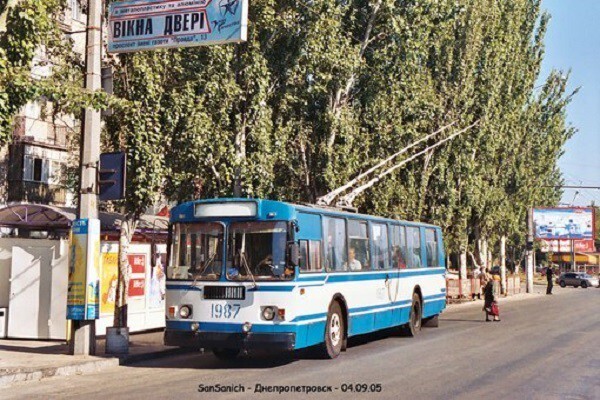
{"left": 213, "top": 348, "right": 240, "bottom": 360}
{"left": 402, "top": 293, "right": 422, "bottom": 337}
{"left": 322, "top": 301, "right": 344, "bottom": 359}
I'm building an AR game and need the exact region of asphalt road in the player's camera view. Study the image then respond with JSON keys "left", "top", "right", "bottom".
{"left": 4, "top": 287, "right": 599, "bottom": 400}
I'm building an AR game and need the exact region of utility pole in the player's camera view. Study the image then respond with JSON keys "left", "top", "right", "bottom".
{"left": 526, "top": 208, "right": 534, "bottom": 293}
{"left": 69, "top": 0, "right": 103, "bottom": 356}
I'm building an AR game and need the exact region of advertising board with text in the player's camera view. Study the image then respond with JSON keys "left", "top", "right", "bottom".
{"left": 108, "top": 0, "right": 248, "bottom": 53}
{"left": 67, "top": 219, "right": 100, "bottom": 320}
{"left": 539, "top": 239, "right": 596, "bottom": 253}
{"left": 533, "top": 208, "right": 595, "bottom": 240}
{"left": 128, "top": 254, "right": 147, "bottom": 297}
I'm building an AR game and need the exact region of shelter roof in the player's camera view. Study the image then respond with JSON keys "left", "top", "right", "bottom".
{"left": 0, "top": 203, "right": 168, "bottom": 232}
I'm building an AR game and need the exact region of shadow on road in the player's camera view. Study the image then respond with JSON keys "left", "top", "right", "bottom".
{"left": 124, "top": 327, "right": 418, "bottom": 370}
{"left": 440, "top": 318, "right": 489, "bottom": 324}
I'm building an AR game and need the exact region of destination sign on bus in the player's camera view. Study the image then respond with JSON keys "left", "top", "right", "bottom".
{"left": 194, "top": 202, "right": 257, "bottom": 217}
{"left": 108, "top": 0, "right": 248, "bottom": 53}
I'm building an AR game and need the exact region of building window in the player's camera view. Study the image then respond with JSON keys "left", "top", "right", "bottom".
{"left": 71, "top": 0, "right": 82, "bottom": 21}
{"left": 24, "top": 156, "right": 50, "bottom": 183}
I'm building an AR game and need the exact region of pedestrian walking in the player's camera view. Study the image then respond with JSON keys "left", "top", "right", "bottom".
{"left": 483, "top": 271, "right": 501, "bottom": 322}
{"left": 546, "top": 265, "right": 554, "bottom": 295}
{"left": 478, "top": 266, "right": 486, "bottom": 300}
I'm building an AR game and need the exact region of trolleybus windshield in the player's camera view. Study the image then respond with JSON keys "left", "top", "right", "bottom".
{"left": 226, "top": 221, "right": 292, "bottom": 280}
{"left": 167, "top": 222, "right": 224, "bottom": 280}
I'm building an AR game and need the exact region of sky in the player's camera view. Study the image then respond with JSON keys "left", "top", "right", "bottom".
{"left": 540, "top": 0, "right": 600, "bottom": 207}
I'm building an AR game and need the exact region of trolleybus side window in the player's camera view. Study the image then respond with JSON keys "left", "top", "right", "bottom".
{"left": 371, "top": 223, "right": 390, "bottom": 270}
{"left": 299, "top": 240, "right": 309, "bottom": 270}
{"left": 348, "top": 219, "right": 369, "bottom": 271}
{"left": 425, "top": 228, "right": 439, "bottom": 267}
{"left": 309, "top": 241, "right": 322, "bottom": 272}
{"left": 391, "top": 225, "right": 407, "bottom": 269}
{"left": 300, "top": 240, "right": 323, "bottom": 272}
{"left": 323, "top": 217, "right": 347, "bottom": 272}
{"left": 406, "top": 226, "right": 422, "bottom": 268}
{"left": 169, "top": 222, "right": 223, "bottom": 280}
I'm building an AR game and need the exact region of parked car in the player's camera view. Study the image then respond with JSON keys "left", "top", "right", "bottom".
{"left": 556, "top": 272, "right": 599, "bottom": 289}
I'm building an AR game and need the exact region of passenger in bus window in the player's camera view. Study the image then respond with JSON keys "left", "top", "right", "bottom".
{"left": 347, "top": 247, "right": 362, "bottom": 271}
{"left": 393, "top": 247, "right": 407, "bottom": 269}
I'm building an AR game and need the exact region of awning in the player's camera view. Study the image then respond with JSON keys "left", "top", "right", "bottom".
{"left": 0, "top": 204, "right": 74, "bottom": 229}
{"left": 0, "top": 203, "right": 168, "bottom": 232}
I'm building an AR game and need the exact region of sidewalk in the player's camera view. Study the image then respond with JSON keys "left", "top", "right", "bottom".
{"left": 0, "top": 330, "right": 190, "bottom": 387}
{"left": 447, "top": 282, "right": 572, "bottom": 310}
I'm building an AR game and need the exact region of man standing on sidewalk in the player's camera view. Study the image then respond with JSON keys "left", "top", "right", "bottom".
{"left": 546, "top": 265, "right": 554, "bottom": 295}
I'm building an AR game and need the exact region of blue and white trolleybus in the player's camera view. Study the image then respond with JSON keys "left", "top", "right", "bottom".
{"left": 164, "top": 198, "right": 447, "bottom": 359}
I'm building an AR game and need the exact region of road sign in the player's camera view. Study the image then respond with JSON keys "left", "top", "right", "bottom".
{"left": 108, "top": 0, "right": 248, "bottom": 53}
{"left": 99, "top": 152, "right": 126, "bottom": 201}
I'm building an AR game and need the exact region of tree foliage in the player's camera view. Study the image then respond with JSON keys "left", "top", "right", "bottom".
{"left": 108, "top": 0, "right": 573, "bottom": 265}
{"left": 60, "top": 0, "right": 580, "bottom": 268}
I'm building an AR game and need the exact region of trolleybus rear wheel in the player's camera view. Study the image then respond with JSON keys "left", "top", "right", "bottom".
{"left": 402, "top": 293, "right": 422, "bottom": 337}
{"left": 322, "top": 301, "right": 344, "bottom": 359}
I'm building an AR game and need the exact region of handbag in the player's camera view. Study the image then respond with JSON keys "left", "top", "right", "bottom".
{"left": 490, "top": 301, "right": 499, "bottom": 316}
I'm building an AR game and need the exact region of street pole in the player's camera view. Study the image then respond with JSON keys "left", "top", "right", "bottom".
{"left": 69, "top": 0, "right": 102, "bottom": 356}
{"left": 526, "top": 208, "right": 534, "bottom": 293}
{"left": 571, "top": 239, "right": 576, "bottom": 272}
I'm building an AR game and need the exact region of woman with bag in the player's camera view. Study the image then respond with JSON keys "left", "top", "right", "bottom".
{"left": 483, "top": 271, "right": 501, "bottom": 322}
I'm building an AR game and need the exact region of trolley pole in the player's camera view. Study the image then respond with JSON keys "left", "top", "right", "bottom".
{"left": 526, "top": 208, "right": 534, "bottom": 293}
{"left": 69, "top": 0, "right": 103, "bottom": 356}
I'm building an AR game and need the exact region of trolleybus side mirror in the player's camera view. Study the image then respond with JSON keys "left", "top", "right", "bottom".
{"left": 288, "top": 242, "right": 300, "bottom": 266}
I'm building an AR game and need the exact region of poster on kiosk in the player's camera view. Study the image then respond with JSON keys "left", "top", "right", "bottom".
{"left": 67, "top": 219, "right": 101, "bottom": 320}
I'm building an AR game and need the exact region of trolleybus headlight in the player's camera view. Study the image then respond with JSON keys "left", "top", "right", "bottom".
{"left": 179, "top": 305, "right": 192, "bottom": 319}
{"left": 262, "top": 306, "right": 275, "bottom": 321}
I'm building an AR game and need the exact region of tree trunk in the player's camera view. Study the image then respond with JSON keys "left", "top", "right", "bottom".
{"left": 459, "top": 249, "right": 467, "bottom": 280}
{"left": 113, "top": 217, "right": 137, "bottom": 328}
{"left": 233, "top": 123, "right": 246, "bottom": 197}
{"left": 500, "top": 235, "right": 507, "bottom": 294}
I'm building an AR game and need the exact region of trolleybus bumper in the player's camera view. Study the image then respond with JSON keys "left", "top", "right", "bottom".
{"left": 164, "top": 329, "right": 296, "bottom": 351}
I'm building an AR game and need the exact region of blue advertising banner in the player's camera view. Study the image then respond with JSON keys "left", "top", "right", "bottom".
{"left": 108, "top": 0, "right": 248, "bottom": 53}
{"left": 533, "top": 207, "right": 595, "bottom": 240}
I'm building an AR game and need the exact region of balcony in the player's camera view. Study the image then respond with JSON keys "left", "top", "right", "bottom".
{"left": 7, "top": 180, "right": 68, "bottom": 205}
{"left": 13, "top": 116, "right": 69, "bottom": 148}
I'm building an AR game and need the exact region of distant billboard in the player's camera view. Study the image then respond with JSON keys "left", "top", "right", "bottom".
{"left": 533, "top": 208, "right": 595, "bottom": 240}
{"left": 108, "top": 0, "right": 248, "bottom": 53}
{"left": 539, "top": 239, "right": 595, "bottom": 253}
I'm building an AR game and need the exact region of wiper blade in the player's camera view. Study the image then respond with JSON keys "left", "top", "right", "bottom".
{"left": 239, "top": 251, "right": 258, "bottom": 289}
{"left": 192, "top": 252, "right": 218, "bottom": 287}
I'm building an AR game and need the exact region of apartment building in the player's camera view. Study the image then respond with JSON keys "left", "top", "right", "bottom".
{"left": 0, "top": 0, "right": 86, "bottom": 207}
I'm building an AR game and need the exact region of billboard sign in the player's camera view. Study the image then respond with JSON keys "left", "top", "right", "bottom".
{"left": 127, "top": 254, "right": 147, "bottom": 297}
{"left": 533, "top": 208, "right": 595, "bottom": 240}
{"left": 539, "top": 239, "right": 596, "bottom": 253}
{"left": 67, "top": 219, "right": 101, "bottom": 320}
{"left": 108, "top": 0, "right": 248, "bottom": 53}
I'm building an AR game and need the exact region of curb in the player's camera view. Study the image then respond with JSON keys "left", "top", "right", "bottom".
{"left": 0, "top": 358, "right": 119, "bottom": 388}
{"left": 0, "top": 347, "right": 193, "bottom": 387}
